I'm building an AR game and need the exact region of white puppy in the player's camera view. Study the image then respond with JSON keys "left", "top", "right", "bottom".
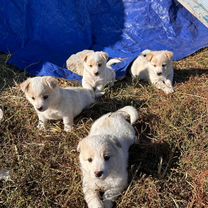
{"left": 82, "top": 51, "right": 122, "bottom": 96}
{"left": 131, "top": 49, "right": 174, "bottom": 94}
{"left": 20, "top": 76, "right": 95, "bottom": 132}
{"left": 77, "top": 106, "right": 138, "bottom": 208}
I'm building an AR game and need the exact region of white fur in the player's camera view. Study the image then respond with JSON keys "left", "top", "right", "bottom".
{"left": 0, "top": 108, "right": 3, "bottom": 120}
{"left": 20, "top": 76, "right": 95, "bottom": 132}
{"left": 78, "top": 106, "right": 138, "bottom": 208}
{"left": 82, "top": 51, "right": 122, "bottom": 97}
{"left": 131, "top": 49, "right": 174, "bottom": 94}
{"left": 66, "top": 50, "right": 93, "bottom": 75}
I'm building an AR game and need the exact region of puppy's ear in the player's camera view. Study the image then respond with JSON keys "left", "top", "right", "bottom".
{"left": 45, "top": 77, "right": 58, "bottom": 89}
{"left": 145, "top": 52, "right": 153, "bottom": 61}
{"left": 83, "top": 54, "right": 89, "bottom": 63}
{"left": 165, "top": 51, "right": 174, "bottom": 60}
{"left": 112, "top": 138, "right": 122, "bottom": 149}
{"left": 99, "top": 52, "right": 109, "bottom": 62}
{"left": 82, "top": 51, "right": 93, "bottom": 63}
{"left": 20, "top": 78, "right": 31, "bottom": 93}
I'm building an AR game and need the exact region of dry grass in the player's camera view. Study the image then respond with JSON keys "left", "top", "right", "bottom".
{"left": 0, "top": 49, "right": 208, "bottom": 208}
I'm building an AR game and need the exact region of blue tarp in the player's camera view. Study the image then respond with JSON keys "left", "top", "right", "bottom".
{"left": 0, "top": 0, "right": 208, "bottom": 81}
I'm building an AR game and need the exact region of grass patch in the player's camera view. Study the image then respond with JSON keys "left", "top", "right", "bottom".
{"left": 0, "top": 49, "right": 208, "bottom": 207}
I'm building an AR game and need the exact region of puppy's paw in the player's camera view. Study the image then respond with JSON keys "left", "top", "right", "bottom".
{"left": 165, "top": 80, "right": 173, "bottom": 88}
{"left": 37, "top": 122, "right": 46, "bottom": 130}
{"left": 164, "top": 87, "right": 174, "bottom": 94}
{"left": 64, "top": 125, "right": 73, "bottom": 132}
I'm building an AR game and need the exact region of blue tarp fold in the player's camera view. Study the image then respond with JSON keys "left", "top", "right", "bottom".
{"left": 0, "top": 0, "right": 208, "bottom": 80}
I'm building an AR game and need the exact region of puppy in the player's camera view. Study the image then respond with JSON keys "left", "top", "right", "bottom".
{"left": 82, "top": 51, "right": 122, "bottom": 96}
{"left": 131, "top": 49, "right": 174, "bottom": 94}
{"left": 20, "top": 76, "right": 95, "bottom": 132}
{"left": 78, "top": 106, "right": 138, "bottom": 208}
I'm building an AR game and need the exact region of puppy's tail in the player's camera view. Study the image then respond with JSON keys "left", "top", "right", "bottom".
{"left": 141, "top": 49, "right": 151, "bottom": 55}
{"left": 106, "top": 58, "right": 123, "bottom": 67}
{"left": 115, "top": 106, "right": 138, "bottom": 124}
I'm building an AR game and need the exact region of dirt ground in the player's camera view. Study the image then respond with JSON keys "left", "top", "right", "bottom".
{"left": 0, "top": 49, "right": 208, "bottom": 207}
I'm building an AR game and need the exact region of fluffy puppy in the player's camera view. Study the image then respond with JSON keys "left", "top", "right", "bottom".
{"left": 82, "top": 51, "right": 121, "bottom": 96}
{"left": 131, "top": 49, "right": 174, "bottom": 94}
{"left": 78, "top": 106, "right": 138, "bottom": 208}
{"left": 20, "top": 76, "right": 95, "bottom": 132}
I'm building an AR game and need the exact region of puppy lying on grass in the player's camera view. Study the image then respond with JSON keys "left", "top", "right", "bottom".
{"left": 20, "top": 76, "right": 95, "bottom": 132}
{"left": 131, "top": 49, "right": 174, "bottom": 94}
{"left": 67, "top": 50, "right": 122, "bottom": 97}
{"left": 77, "top": 106, "right": 138, "bottom": 208}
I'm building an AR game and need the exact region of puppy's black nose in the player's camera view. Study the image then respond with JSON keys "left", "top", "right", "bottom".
{"left": 94, "top": 171, "right": 103, "bottom": 178}
{"left": 157, "top": 72, "right": 162, "bottom": 76}
{"left": 94, "top": 72, "right": 99, "bottom": 76}
{"left": 37, "top": 107, "right": 43, "bottom": 111}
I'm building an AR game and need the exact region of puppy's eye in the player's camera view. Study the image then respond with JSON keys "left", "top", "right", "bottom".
{"left": 104, "top": 155, "right": 110, "bottom": 161}
{"left": 98, "top": 63, "right": 102, "bottom": 67}
{"left": 162, "top": 64, "right": 166, "bottom": 67}
{"left": 89, "top": 65, "right": 93, "bottom": 68}
{"left": 153, "top": 64, "right": 157, "bottom": 67}
{"left": 31, "top": 97, "right": 35, "bottom": 100}
{"left": 88, "top": 158, "right": 92, "bottom": 163}
{"left": 43, "top": 95, "right": 48, "bottom": 100}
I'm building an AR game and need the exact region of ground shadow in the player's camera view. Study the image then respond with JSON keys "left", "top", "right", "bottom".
{"left": 128, "top": 112, "right": 181, "bottom": 180}
{"left": 128, "top": 142, "right": 180, "bottom": 180}
{"left": 174, "top": 68, "right": 208, "bottom": 84}
{"left": 0, "top": 53, "right": 27, "bottom": 92}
